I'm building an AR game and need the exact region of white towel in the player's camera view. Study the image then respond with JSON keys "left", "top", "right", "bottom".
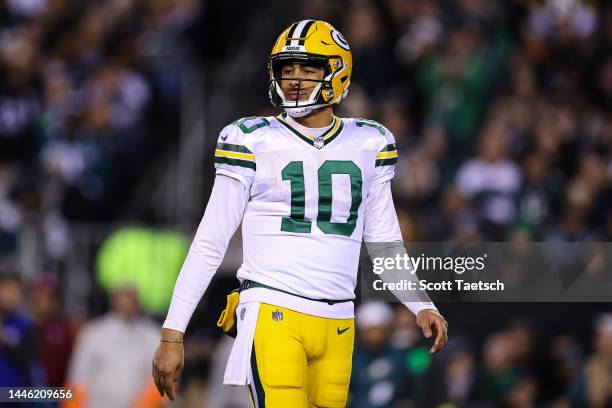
{"left": 223, "top": 301, "right": 261, "bottom": 385}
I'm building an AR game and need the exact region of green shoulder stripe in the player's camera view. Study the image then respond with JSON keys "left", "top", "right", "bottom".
{"left": 216, "top": 143, "right": 253, "bottom": 154}
{"left": 379, "top": 143, "right": 396, "bottom": 152}
{"left": 214, "top": 156, "right": 256, "bottom": 170}
{"left": 375, "top": 158, "right": 398, "bottom": 167}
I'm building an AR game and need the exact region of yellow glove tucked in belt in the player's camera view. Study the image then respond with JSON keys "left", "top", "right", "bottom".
{"left": 216, "top": 289, "right": 240, "bottom": 338}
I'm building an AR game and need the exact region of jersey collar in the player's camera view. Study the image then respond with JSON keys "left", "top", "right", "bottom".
{"left": 276, "top": 113, "right": 344, "bottom": 149}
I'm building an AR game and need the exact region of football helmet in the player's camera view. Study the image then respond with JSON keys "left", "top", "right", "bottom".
{"left": 268, "top": 20, "right": 352, "bottom": 117}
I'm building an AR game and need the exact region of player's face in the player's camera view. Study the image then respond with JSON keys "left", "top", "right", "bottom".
{"left": 279, "top": 62, "right": 324, "bottom": 102}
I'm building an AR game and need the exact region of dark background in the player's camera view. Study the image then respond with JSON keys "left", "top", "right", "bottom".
{"left": 0, "top": 0, "right": 611, "bottom": 406}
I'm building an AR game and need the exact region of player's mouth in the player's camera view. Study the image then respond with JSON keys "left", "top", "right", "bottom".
{"left": 287, "top": 91, "right": 308, "bottom": 101}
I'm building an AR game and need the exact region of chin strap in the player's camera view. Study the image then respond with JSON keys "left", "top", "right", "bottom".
{"left": 284, "top": 103, "right": 327, "bottom": 118}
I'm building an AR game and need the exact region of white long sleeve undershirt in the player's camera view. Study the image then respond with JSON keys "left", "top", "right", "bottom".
{"left": 163, "top": 174, "right": 437, "bottom": 333}
{"left": 363, "top": 180, "right": 438, "bottom": 315}
{"left": 163, "top": 175, "right": 248, "bottom": 332}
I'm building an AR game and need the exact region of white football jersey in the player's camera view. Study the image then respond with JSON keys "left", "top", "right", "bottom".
{"left": 214, "top": 115, "right": 398, "bottom": 302}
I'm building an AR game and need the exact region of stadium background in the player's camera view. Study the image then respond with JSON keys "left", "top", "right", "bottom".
{"left": 0, "top": 0, "right": 611, "bottom": 406}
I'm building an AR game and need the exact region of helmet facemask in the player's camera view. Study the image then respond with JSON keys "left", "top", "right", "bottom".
{"left": 268, "top": 54, "right": 339, "bottom": 118}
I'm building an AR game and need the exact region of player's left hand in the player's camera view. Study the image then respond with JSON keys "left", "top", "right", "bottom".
{"left": 416, "top": 309, "right": 448, "bottom": 354}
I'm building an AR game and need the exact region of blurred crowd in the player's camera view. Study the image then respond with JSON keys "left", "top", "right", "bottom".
{"left": 0, "top": 0, "right": 611, "bottom": 407}
{"left": 0, "top": 272, "right": 164, "bottom": 407}
{"left": 0, "top": 0, "right": 204, "bottom": 260}
{"left": 326, "top": 0, "right": 612, "bottom": 243}
{"left": 2, "top": 267, "right": 612, "bottom": 407}
{"left": 348, "top": 301, "right": 612, "bottom": 408}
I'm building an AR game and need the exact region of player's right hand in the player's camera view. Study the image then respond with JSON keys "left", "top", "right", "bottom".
{"left": 152, "top": 329, "right": 185, "bottom": 401}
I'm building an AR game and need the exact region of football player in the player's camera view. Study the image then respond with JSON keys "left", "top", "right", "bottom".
{"left": 152, "top": 20, "right": 448, "bottom": 407}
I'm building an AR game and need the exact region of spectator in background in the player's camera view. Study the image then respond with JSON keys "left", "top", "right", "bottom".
{"left": 515, "top": 152, "right": 559, "bottom": 236}
{"left": 350, "top": 302, "right": 413, "bottom": 408}
{"left": 441, "top": 343, "right": 476, "bottom": 405}
{"left": 545, "top": 178, "right": 595, "bottom": 242}
{"left": 578, "top": 151, "right": 611, "bottom": 231}
{"left": 422, "top": 337, "right": 476, "bottom": 407}
{"left": 476, "top": 332, "right": 520, "bottom": 402}
{"left": 393, "top": 0, "right": 443, "bottom": 67}
{"left": 65, "top": 285, "right": 162, "bottom": 408}
{"left": 476, "top": 323, "right": 539, "bottom": 406}
{"left": 336, "top": 83, "right": 373, "bottom": 119}
{"left": 568, "top": 314, "right": 612, "bottom": 407}
{"left": 345, "top": 3, "right": 396, "bottom": 99}
{"left": 0, "top": 165, "right": 20, "bottom": 255}
{"left": 547, "top": 335, "right": 583, "bottom": 402}
{"left": 39, "top": 56, "right": 153, "bottom": 222}
{"left": 456, "top": 119, "right": 521, "bottom": 240}
{"left": 29, "top": 276, "right": 73, "bottom": 387}
{"left": 0, "top": 273, "right": 37, "bottom": 386}
{"left": 506, "top": 320, "right": 536, "bottom": 372}
{"left": 417, "top": 23, "right": 497, "bottom": 160}
{"left": 421, "top": 185, "right": 478, "bottom": 242}
{"left": 0, "top": 28, "right": 42, "bottom": 165}
{"left": 391, "top": 306, "right": 446, "bottom": 407}
{"left": 393, "top": 144, "right": 441, "bottom": 210}
{"left": 390, "top": 305, "right": 420, "bottom": 351}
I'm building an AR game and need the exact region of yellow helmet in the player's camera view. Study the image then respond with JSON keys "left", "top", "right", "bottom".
{"left": 268, "top": 20, "right": 352, "bottom": 117}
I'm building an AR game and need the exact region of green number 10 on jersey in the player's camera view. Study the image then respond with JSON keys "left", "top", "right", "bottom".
{"left": 281, "top": 160, "right": 362, "bottom": 237}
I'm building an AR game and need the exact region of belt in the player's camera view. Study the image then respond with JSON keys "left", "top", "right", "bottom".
{"left": 239, "top": 280, "right": 352, "bottom": 305}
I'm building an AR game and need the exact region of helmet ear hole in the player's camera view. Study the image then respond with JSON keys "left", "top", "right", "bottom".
{"left": 323, "top": 89, "right": 334, "bottom": 102}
